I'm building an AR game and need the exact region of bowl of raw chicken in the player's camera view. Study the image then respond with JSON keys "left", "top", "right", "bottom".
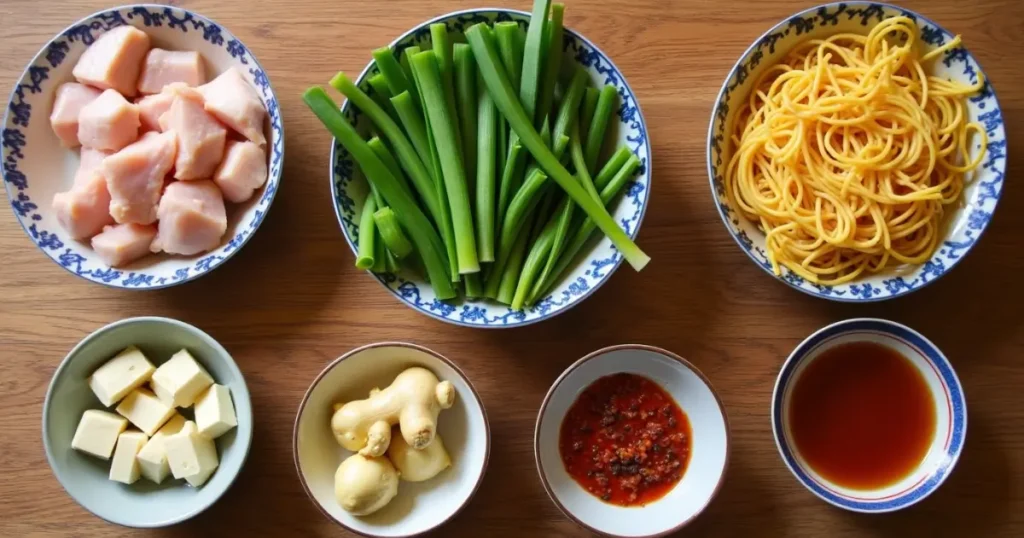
{"left": 2, "top": 5, "right": 284, "bottom": 288}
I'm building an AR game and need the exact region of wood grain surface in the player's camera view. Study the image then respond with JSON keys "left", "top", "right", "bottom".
{"left": 1, "top": 0, "right": 1022, "bottom": 536}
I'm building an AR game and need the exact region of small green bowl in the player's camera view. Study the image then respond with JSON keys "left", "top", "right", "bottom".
{"left": 42, "top": 317, "right": 254, "bottom": 527}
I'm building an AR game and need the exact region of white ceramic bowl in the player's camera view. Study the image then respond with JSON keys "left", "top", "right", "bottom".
{"left": 772, "top": 318, "right": 966, "bottom": 513}
{"left": 42, "top": 317, "right": 254, "bottom": 527}
{"left": 293, "top": 343, "right": 490, "bottom": 537}
{"left": 2, "top": 4, "right": 284, "bottom": 289}
{"left": 331, "top": 9, "right": 651, "bottom": 327}
{"left": 707, "top": 2, "right": 1006, "bottom": 301}
{"left": 535, "top": 345, "right": 729, "bottom": 537}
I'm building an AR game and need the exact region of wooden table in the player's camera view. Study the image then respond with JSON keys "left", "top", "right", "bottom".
{"left": 1, "top": 0, "right": 1021, "bottom": 536}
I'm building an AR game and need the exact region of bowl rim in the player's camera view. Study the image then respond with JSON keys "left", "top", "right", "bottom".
{"left": 770, "top": 317, "right": 967, "bottom": 513}
{"left": 533, "top": 344, "right": 730, "bottom": 537}
{"left": 1, "top": 3, "right": 285, "bottom": 291}
{"left": 704, "top": 0, "right": 1006, "bottom": 303}
{"left": 291, "top": 341, "right": 492, "bottom": 538}
{"left": 41, "top": 315, "right": 254, "bottom": 528}
{"left": 328, "top": 7, "right": 652, "bottom": 328}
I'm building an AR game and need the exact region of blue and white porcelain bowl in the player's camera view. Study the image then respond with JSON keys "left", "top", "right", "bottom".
{"left": 772, "top": 318, "right": 966, "bottom": 513}
{"left": 2, "top": 5, "right": 284, "bottom": 289}
{"left": 330, "top": 9, "right": 651, "bottom": 328}
{"left": 707, "top": 2, "right": 1005, "bottom": 302}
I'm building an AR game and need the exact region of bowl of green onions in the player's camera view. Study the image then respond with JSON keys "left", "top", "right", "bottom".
{"left": 305, "top": 1, "right": 651, "bottom": 327}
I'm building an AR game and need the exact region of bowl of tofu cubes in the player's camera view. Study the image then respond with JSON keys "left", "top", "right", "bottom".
{"left": 43, "top": 316, "right": 253, "bottom": 527}
{"left": 2, "top": 5, "right": 284, "bottom": 288}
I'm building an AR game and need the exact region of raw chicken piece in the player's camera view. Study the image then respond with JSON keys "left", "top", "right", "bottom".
{"left": 72, "top": 25, "right": 151, "bottom": 97}
{"left": 77, "top": 89, "right": 140, "bottom": 151}
{"left": 136, "top": 92, "right": 174, "bottom": 132}
{"left": 213, "top": 140, "right": 267, "bottom": 203}
{"left": 163, "top": 86, "right": 226, "bottom": 180}
{"left": 197, "top": 68, "right": 266, "bottom": 146}
{"left": 151, "top": 180, "right": 227, "bottom": 256}
{"left": 52, "top": 148, "right": 115, "bottom": 239}
{"left": 91, "top": 223, "right": 157, "bottom": 267}
{"left": 50, "top": 83, "right": 102, "bottom": 147}
{"left": 103, "top": 131, "right": 177, "bottom": 224}
{"left": 137, "top": 49, "right": 205, "bottom": 94}
{"left": 74, "top": 147, "right": 113, "bottom": 186}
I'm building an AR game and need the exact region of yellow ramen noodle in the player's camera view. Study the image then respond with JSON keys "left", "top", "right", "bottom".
{"left": 725, "top": 16, "right": 987, "bottom": 285}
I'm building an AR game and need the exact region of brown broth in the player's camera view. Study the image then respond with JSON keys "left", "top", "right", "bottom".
{"left": 788, "top": 341, "right": 936, "bottom": 491}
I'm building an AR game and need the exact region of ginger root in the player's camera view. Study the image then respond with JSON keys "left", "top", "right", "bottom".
{"left": 387, "top": 429, "right": 451, "bottom": 482}
{"left": 332, "top": 367, "right": 455, "bottom": 456}
{"left": 334, "top": 453, "right": 399, "bottom": 516}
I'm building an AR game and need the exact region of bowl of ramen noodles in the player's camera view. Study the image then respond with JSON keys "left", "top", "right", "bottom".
{"left": 707, "top": 2, "right": 1005, "bottom": 301}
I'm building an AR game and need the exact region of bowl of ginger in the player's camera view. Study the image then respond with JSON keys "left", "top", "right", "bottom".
{"left": 293, "top": 342, "right": 490, "bottom": 536}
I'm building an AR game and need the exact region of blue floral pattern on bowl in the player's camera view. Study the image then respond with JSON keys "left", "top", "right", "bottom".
{"left": 2, "top": 5, "right": 284, "bottom": 289}
{"left": 706, "top": 2, "right": 1005, "bottom": 302}
{"left": 330, "top": 9, "right": 651, "bottom": 327}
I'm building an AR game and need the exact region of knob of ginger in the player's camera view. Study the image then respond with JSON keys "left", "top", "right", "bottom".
{"left": 334, "top": 454, "right": 399, "bottom": 516}
{"left": 388, "top": 430, "right": 451, "bottom": 482}
{"left": 331, "top": 366, "right": 455, "bottom": 456}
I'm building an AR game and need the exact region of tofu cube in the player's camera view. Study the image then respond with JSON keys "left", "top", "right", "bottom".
{"left": 87, "top": 346, "right": 155, "bottom": 407}
{"left": 163, "top": 86, "right": 227, "bottom": 180}
{"left": 109, "top": 430, "right": 148, "bottom": 484}
{"left": 116, "top": 388, "right": 176, "bottom": 436}
{"left": 72, "top": 25, "right": 151, "bottom": 97}
{"left": 91, "top": 223, "right": 158, "bottom": 267}
{"left": 150, "top": 181, "right": 228, "bottom": 256}
{"left": 164, "top": 421, "right": 219, "bottom": 487}
{"left": 77, "top": 89, "right": 140, "bottom": 151}
{"left": 135, "top": 413, "right": 187, "bottom": 484}
{"left": 137, "top": 49, "right": 205, "bottom": 94}
{"left": 213, "top": 140, "right": 267, "bottom": 203}
{"left": 150, "top": 350, "right": 214, "bottom": 408}
{"left": 194, "top": 384, "right": 237, "bottom": 439}
{"left": 50, "top": 83, "right": 102, "bottom": 147}
{"left": 71, "top": 410, "right": 128, "bottom": 460}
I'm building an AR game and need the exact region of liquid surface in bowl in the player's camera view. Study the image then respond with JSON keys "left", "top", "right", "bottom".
{"left": 559, "top": 373, "right": 691, "bottom": 506}
{"left": 788, "top": 341, "right": 935, "bottom": 490}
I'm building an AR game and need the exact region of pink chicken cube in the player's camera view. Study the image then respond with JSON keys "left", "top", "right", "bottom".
{"left": 50, "top": 83, "right": 102, "bottom": 148}
{"left": 103, "top": 131, "right": 177, "bottom": 224}
{"left": 77, "top": 89, "right": 140, "bottom": 151}
{"left": 136, "top": 92, "right": 174, "bottom": 132}
{"left": 72, "top": 25, "right": 151, "bottom": 97}
{"left": 213, "top": 140, "right": 267, "bottom": 203}
{"left": 91, "top": 223, "right": 157, "bottom": 267}
{"left": 52, "top": 148, "right": 115, "bottom": 239}
{"left": 151, "top": 180, "right": 227, "bottom": 256}
{"left": 198, "top": 68, "right": 266, "bottom": 146}
{"left": 137, "top": 49, "right": 205, "bottom": 95}
{"left": 164, "top": 86, "right": 226, "bottom": 180}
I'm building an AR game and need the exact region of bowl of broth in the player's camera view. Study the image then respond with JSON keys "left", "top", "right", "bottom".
{"left": 772, "top": 318, "right": 966, "bottom": 513}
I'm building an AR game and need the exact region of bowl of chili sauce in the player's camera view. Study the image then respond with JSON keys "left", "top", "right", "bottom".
{"left": 535, "top": 345, "right": 729, "bottom": 537}
{"left": 772, "top": 318, "right": 966, "bottom": 513}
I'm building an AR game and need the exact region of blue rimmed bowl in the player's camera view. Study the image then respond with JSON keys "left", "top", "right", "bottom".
{"left": 772, "top": 318, "right": 966, "bottom": 513}
{"left": 707, "top": 2, "right": 1005, "bottom": 302}
{"left": 330, "top": 9, "right": 651, "bottom": 328}
{"left": 2, "top": 4, "right": 284, "bottom": 289}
